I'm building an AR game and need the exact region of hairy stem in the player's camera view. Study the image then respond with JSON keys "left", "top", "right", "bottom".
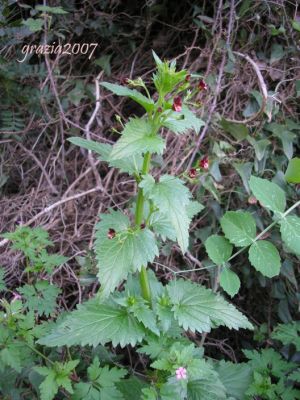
{"left": 135, "top": 151, "right": 152, "bottom": 302}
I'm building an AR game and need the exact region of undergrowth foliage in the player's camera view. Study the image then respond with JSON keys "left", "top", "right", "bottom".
{"left": 1, "top": 53, "right": 300, "bottom": 399}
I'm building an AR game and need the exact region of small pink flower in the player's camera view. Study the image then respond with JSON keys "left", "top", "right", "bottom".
{"left": 172, "top": 96, "right": 182, "bottom": 112}
{"left": 176, "top": 367, "right": 187, "bottom": 380}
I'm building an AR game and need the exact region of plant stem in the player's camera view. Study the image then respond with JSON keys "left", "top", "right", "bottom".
{"left": 135, "top": 151, "right": 152, "bottom": 303}
{"left": 135, "top": 152, "right": 151, "bottom": 226}
{"left": 139, "top": 266, "right": 151, "bottom": 303}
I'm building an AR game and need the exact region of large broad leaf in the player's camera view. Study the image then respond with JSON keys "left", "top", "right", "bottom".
{"left": 94, "top": 211, "right": 159, "bottom": 296}
{"left": 110, "top": 118, "right": 165, "bottom": 160}
{"left": 116, "top": 377, "right": 149, "bottom": 400}
{"left": 101, "top": 82, "right": 154, "bottom": 112}
{"left": 167, "top": 280, "right": 253, "bottom": 333}
{"left": 162, "top": 106, "right": 205, "bottom": 135}
{"left": 38, "top": 299, "right": 146, "bottom": 348}
{"left": 140, "top": 174, "right": 191, "bottom": 253}
{"left": 187, "top": 377, "right": 226, "bottom": 400}
{"left": 248, "top": 240, "right": 281, "bottom": 277}
{"left": 221, "top": 211, "right": 256, "bottom": 247}
{"left": 249, "top": 176, "right": 286, "bottom": 214}
{"left": 220, "top": 119, "right": 249, "bottom": 141}
{"left": 280, "top": 215, "right": 300, "bottom": 255}
{"left": 219, "top": 268, "right": 240, "bottom": 298}
{"left": 215, "top": 361, "right": 252, "bottom": 400}
{"left": 285, "top": 158, "right": 300, "bottom": 184}
{"left": 205, "top": 235, "right": 233, "bottom": 265}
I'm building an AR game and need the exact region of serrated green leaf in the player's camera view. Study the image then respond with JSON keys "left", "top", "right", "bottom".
{"left": 38, "top": 369, "right": 58, "bottom": 400}
{"left": 220, "top": 268, "right": 240, "bottom": 297}
{"left": 0, "top": 268, "right": 6, "bottom": 291}
{"left": 271, "top": 321, "right": 300, "bottom": 351}
{"left": 249, "top": 176, "right": 286, "bottom": 213}
{"left": 152, "top": 57, "right": 186, "bottom": 96}
{"left": 215, "top": 361, "right": 252, "bottom": 400}
{"left": 289, "top": 369, "right": 300, "bottom": 383}
{"left": 117, "top": 377, "right": 149, "bottom": 400}
{"left": 38, "top": 298, "right": 146, "bottom": 348}
{"left": 149, "top": 211, "right": 177, "bottom": 241}
{"left": 140, "top": 174, "right": 191, "bottom": 253}
{"left": 280, "top": 215, "right": 300, "bottom": 255}
{"left": 19, "top": 281, "right": 60, "bottom": 316}
{"left": 94, "top": 210, "right": 158, "bottom": 296}
{"left": 244, "top": 348, "right": 293, "bottom": 378}
{"left": 110, "top": 118, "right": 165, "bottom": 160}
{"left": 163, "top": 106, "right": 205, "bottom": 135}
{"left": 101, "top": 82, "right": 154, "bottom": 112}
{"left": 128, "top": 297, "right": 159, "bottom": 335}
{"left": 205, "top": 235, "right": 233, "bottom": 265}
{"left": 0, "top": 346, "right": 22, "bottom": 373}
{"left": 248, "top": 240, "right": 281, "bottom": 277}
{"left": 68, "top": 137, "right": 109, "bottom": 155}
{"left": 35, "top": 360, "right": 79, "bottom": 400}
{"left": 221, "top": 211, "right": 256, "bottom": 247}
{"left": 68, "top": 137, "right": 143, "bottom": 174}
{"left": 186, "top": 201, "right": 205, "bottom": 218}
{"left": 285, "top": 158, "right": 300, "bottom": 183}
{"left": 187, "top": 374, "right": 226, "bottom": 400}
{"left": 167, "top": 280, "right": 253, "bottom": 333}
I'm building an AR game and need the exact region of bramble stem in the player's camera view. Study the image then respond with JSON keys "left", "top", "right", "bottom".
{"left": 228, "top": 199, "right": 300, "bottom": 263}
{"left": 135, "top": 151, "right": 152, "bottom": 303}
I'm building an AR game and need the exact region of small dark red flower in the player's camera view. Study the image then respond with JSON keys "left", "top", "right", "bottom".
{"left": 248, "top": 196, "right": 257, "bottom": 205}
{"left": 140, "top": 223, "right": 146, "bottom": 229}
{"left": 198, "top": 79, "right": 207, "bottom": 91}
{"left": 199, "top": 156, "right": 209, "bottom": 170}
{"left": 120, "top": 77, "right": 129, "bottom": 85}
{"left": 185, "top": 74, "right": 191, "bottom": 82}
{"left": 188, "top": 168, "right": 197, "bottom": 179}
{"left": 107, "top": 228, "right": 116, "bottom": 239}
{"left": 157, "top": 107, "right": 163, "bottom": 113}
{"left": 172, "top": 96, "right": 182, "bottom": 112}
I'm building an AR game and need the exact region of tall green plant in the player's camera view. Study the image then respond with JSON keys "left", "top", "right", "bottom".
{"left": 36, "top": 52, "right": 254, "bottom": 398}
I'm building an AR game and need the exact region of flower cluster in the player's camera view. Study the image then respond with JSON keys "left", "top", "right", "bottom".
{"left": 175, "top": 367, "right": 187, "bottom": 380}
{"left": 188, "top": 156, "right": 210, "bottom": 179}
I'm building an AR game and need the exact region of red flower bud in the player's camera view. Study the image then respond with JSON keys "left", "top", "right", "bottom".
{"left": 198, "top": 79, "right": 207, "bottom": 91}
{"left": 107, "top": 228, "right": 116, "bottom": 239}
{"left": 172, "top": 96, "right": 182, "bottom": 112}
{"left": 140, "top": 223, "right": 146, "bottom": 229}
{"left": 157, "top": 107, "right": 163, "bottom": 113}
{"left": 120, "top": 77, "right": 129, "bottom": 85}
{"left": 188, "top": 168, "right": 197, "bottom": 179}
{"left": 199, "top": 156, "right": 209, "bottom": 170}
{"left": 185, "top": 74, "right": 191, "bottom": 82}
